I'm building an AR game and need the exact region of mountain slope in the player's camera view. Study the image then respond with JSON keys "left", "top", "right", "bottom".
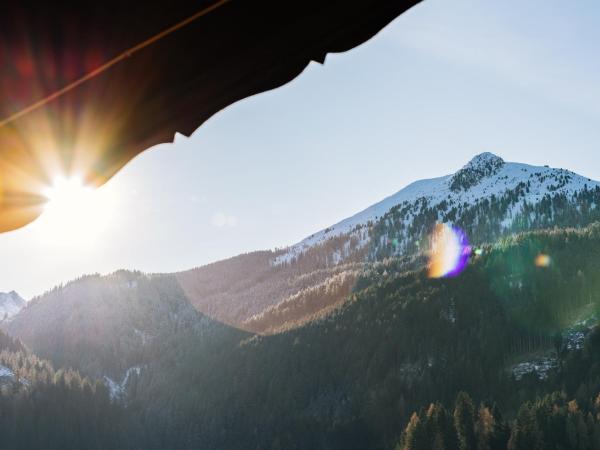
{"left": 0, "top": 328, "right": 133, "bottom": 450}
{"left": 109, "top": 225, "right": 600, "bottom": 449}
{"left": 176, "top": 252, "right": 363, "bottom": 333}
{"left": 175, "top": 152, "right": 600, "bottom": 331}
{"left": 276, "top": 152, "right": 600, "bottom": 264}
{"left": 7, "top": 218, "right": 600, "bottom": 449}
{"left": 7, "top": 271, "right": 243, "bottom": 380}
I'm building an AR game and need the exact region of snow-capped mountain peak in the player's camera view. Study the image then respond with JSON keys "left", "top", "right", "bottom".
{"left": 0, "top": 291, "right": 26, "bottom": 322}
{"left": 274, "top": 152, "right": 600, "bottom": 265}
{"left": 464, "top": 151, "right": 504, "bottom": 170}
{"left": 450, "top": 152, "right": 505, "bottom": 191}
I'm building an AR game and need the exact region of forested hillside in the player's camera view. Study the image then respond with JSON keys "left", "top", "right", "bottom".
{"left": 9, "top": 223, "right": 600, "bottom": 448}
{"left": 7, "top": 271, "right": 245, "bottom": 380}
{"left": 0, "top": 329, "right": 133, "bottom": 450}
{"left": 7, "top": 154, "right": 600, "bottom": 448}
{"left": 398, "top": 318, "right": 600, "bottom": 450}
{"left": 114, "top": 224, "right": 600, "bottom": 449}
{"left": 176, "top": 251, "right": 364, "bottom": 332}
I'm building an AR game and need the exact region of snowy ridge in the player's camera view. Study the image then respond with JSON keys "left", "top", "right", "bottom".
{"left": 274, "top": 175, "right": 450, "bottom": 264}
{"left": 0, "top": 291, "right": 25, "bottom": 322}
{"left": 275, "top": 152, "right": 600, "bottom": 264}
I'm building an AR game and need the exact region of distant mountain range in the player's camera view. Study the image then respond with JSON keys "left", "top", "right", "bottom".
{"left": 9, "top": 152, "right": 600, "bottom": 335}
{"left": 276, "top": 152, "right": 600, "bottom": 264}
{"left": 4, "top": 153, "right": 600, "bottom": 449}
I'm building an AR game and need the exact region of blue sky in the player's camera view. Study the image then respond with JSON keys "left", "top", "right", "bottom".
{"left": 3, "top": 0, "right": 600, "bottom": 299}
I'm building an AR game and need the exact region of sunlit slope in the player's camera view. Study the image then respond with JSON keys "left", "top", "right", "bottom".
{"left": 176, "top": 251, "right": 365, "bottom": 333}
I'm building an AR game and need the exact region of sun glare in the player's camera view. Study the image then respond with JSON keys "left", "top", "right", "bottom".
{"left": 37, "top": 176, "right": 115, "bottom": 245}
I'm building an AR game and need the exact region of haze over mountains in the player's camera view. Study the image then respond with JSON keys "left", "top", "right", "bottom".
{"left": 5, "top": 152, "right": 600, "bottom": 332}
{"left": 4, "top": 152, "right": 600, "bottom": 449}
{"left": 8, "top": 152, "right": 600, "bottom": 334}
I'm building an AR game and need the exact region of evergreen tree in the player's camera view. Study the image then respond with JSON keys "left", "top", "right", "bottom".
{"left": 454, "top": 392, "right": 477, "bottom": 450}
{"left": 401, "top": 412, "right": 428, "bottom": 450}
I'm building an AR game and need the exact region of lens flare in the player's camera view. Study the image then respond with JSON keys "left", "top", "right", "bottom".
{"left": 535, "top": 254, "right": 551, "bottom": 268}
{"left": 428, "top": 223, "right": 471, "bottom": 278}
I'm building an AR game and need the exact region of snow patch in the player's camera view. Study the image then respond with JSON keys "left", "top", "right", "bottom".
{"left": 104, "top": 366, "right": 142, "bottom": 400}
{"left": 0, "top": 365, "right": 15, "bottom": 379}
{"left": 512, "top": 356, "right": 558, "bottom": 380}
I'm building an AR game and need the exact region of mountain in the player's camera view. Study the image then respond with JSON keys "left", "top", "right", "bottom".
{"left": 178, "top": 152, "right": 600, "bottom": 331}
{"left": 276, "top": 152, "right": 600, "bottom": 264}
{"left": 10, "top": 152, "right": 600, "bottom": 345}
{"left": 7, "top": 271, "right": 240, "bottom": 380}
{"left": 0, "top": 291, "right": 25, "bottom": 322}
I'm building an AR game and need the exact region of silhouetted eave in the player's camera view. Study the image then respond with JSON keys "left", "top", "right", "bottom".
{"left": 0, "top": 0, "right": 422, "bottom": 232}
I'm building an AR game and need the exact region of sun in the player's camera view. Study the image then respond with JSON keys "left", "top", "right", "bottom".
{"left": 36, "top": 176, "right": 115, "bottom": 246}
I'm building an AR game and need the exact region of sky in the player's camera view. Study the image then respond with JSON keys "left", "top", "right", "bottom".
{"left": 4, "top": 0, "right": 600, "bottom": 299}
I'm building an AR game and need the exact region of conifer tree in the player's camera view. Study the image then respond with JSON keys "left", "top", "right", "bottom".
{"left": 454, "top": 392, "right": 477, "bottom": 450}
